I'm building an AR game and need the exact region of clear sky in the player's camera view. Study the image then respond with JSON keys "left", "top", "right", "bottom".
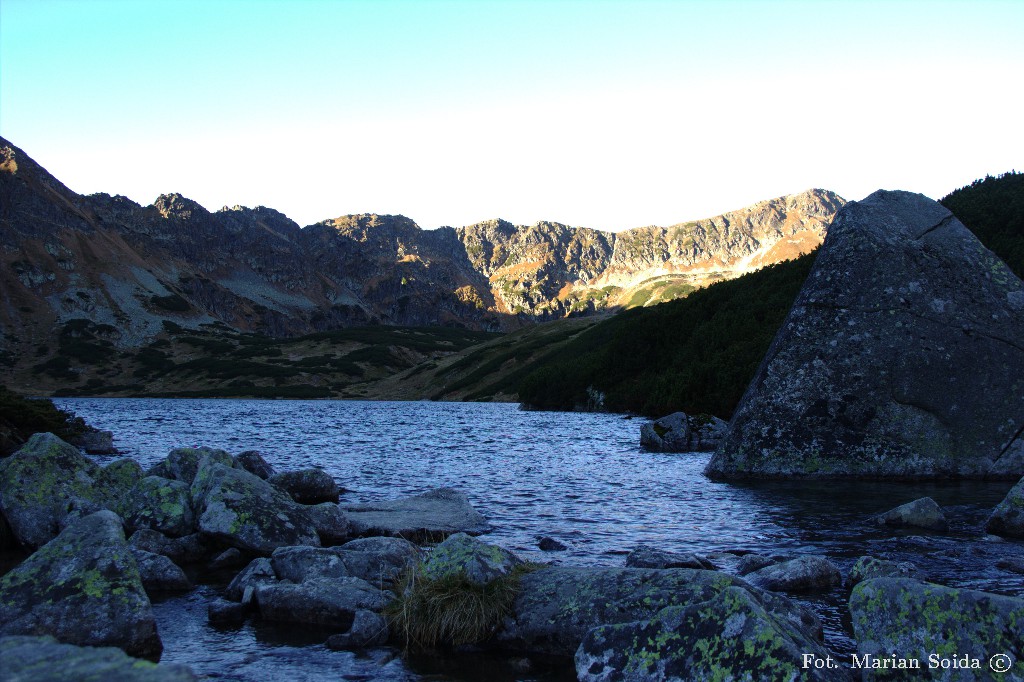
{"left": 2, "top": 0, "right": 1022, "bottom": 231}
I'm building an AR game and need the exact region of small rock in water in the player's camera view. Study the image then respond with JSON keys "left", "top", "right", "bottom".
{"left": 625, "top": 545, "right": 715, "bottom": 570}
{"left": 234, "top": 450, "right": 276, "bottom": 480}
{"left": 208, "top": 599, "right": 248, "bottom": 626}
{"left": 422, "top": 533, "right": 521, "bottom": 585}
{"left": 538, "top": 537, "right": 567, "bottom": 552}
{"left": 847, "top": 556, "right": 919, "bottom": 588}
{"left": 987, "top": 478, "right": 1024, "bottom": 539}
{"left": 870, "top": 497, "right": 948, "bottom": 531}
{"left": 324, "top": 610, "right": 389, "bottom": 649}
{"left": 996, "top": 557, "right": 1024, "bottom": 574}
{"left": 736, "top": 553, "right": 776, "bottom": 576}
{"left": 745, "top": 556, "right": 842, "bottom": 593}
{"left": 75, "top": 429, "right": 119, "bottom": 455}
{"left": 269, "top": 468, "right": 340, "bottom": 505}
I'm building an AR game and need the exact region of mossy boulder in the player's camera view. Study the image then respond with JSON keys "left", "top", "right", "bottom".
{"left": 498, "top": 567, "right": 822, "bottom": 656}
{"left": 0, "top": 635, "right": 196, "bottom": 681}
{"left": 745, "top": 556, "right": 842, "bottom": 594}
{"left": 576, "top": 586, "right": 848, "bottom": 681}
{"left": 124, "top": 477, "right": 195, "bottom": 538}
{"left": 0, "top": 510, "right": 162, "bottom": 659}
{"left": 0, "top": 433, "right": 110, "bottom": 547}
{"left": 92, "top": 460, "right": 144, "bottom": 517}
{"left": 871, "top": 497, "right": 948, "bottom": 532}
{"left": 269, "top": 468, "right": 340, "bottom": 504}
{"left": 421, "top": 533, "right": 522, "bottom": 585}
{"left": 164, "top": 447, "right": 232, "bottom": 485}
{"left": 190, "top": 462, "right": 319, "bottom": 554}
{"left": 850, "top": 578, "right": 1024, "bottom": 679}
{"left": 986, "top": 478, "right": 1024, "bottom": 538}
{"left": 848, "top": 556, "right": 920, "bottom": 588}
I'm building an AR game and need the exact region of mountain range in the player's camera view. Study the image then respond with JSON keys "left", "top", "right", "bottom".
{"left": 1, "top": 136, "right": 843, "bottom": 384}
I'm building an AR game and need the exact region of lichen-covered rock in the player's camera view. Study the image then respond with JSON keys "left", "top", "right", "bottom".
{"left": 269, "top": 468, "right": 340, "bottom": 504}
{"left": 342, "top": 487, "right": 490, "bottom": 542}
{"left": 191, "top": 462, "right": 319, "bottom": 554}
{"left": 130, "top": 548, "right": 191, "bottom": 592}
{"left": 128, "top": 529, "right": 212, "bottom": 565}
{"left": 850, "top": 578, "right": 1024, "bottom": 679}
{"left": 0, "top": 511, "right": 162, "bottom": 659}
{"left": 986, "top": 478, "right": 1024, "bottom": 538}
{"left": 124, "top": 476, "right": 195, "bottom": 538}
{"left": 271, "top": 544, "right": 417, "bottom": 588}
{"left": 255, "top": 577, "right": 391, "bottom": 627}
{"left": 707, "top": 190, "right": 1024, "bottom": 480}
{"left": 76, "top": 429, "right": 119, "bottom": 455}
{"left": 306, "top": 502, "right": 353, "bottom": 546}
{"left": 576, "top": 586, "right": 848, "bottom": 682}
{"left": 745, "top": 556, "right": 842, "bottom": 593}
{"left": 225, "top": 557, "right": 277, "bottom": 603}
{"left": 421, "top": 533, "right": 521, "bottom": 585}
{"left": 339, "top": 537, "right": 422, "bottom": 569}
{"left": 165, "top": 447, "right": 232, "bottom": 485}
{"left": 499, "top": 567, "right": 822, "bottom": 656}
{"left": 0, "top": 635, "right": 196, "bottom": 681}
{"left": 92, "top": 459, "right": 144, "bottom": 516}
{"left": 871, "top": 497, "right": 948, "bottom": 531}
{"left": 847, "top": 556, "right": 920, "bottom": 588}
{"left": 625, "top": 545, "right": 715, "bottom": 570}
{"left": 640, "top": 412, "right": 728, "bottom": 453}
{"left": 325, "top": 610, "right": 389, "bottom": 649}
{"left": 234, "top": 450, "right": 275, "bottom": 480}
{"left": 0, "top": 433, "right": 103, "bottom": 547}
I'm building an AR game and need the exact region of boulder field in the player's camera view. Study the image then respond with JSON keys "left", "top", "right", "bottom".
{"left": 707, "top": 190, "right": 1024, "bottom": 479}
{"left": 4, "top": 432, "right": 1024, "bottom": 680}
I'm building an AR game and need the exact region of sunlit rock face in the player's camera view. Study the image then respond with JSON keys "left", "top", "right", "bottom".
{"left": 707, "top": 190, "right": 1024, "bottom": 480}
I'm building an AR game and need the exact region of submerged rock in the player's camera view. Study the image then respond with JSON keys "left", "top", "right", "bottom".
{"left": 269, "top": 468, "right": 340, "bottom": 504}
{"left": 871, "top": 497, "right": 948, "bottom": 531}
{"left": 576, "top": 586, "right": 847, "bottom": 682}
{"left": 707, "top": 190, "right": 1024, "bottom": 479}
{"left": 625, "top": 544, "right": 715, "bottom": 570}
{"left": 191, "top": 462, "right": 320, "bottom": 554}
{"left": 640, "top": 412, "right": 728, "bottom": 452}
{"left": 744, "top": 556, "right": 842, "bottom": 593}
{"left": 421, "top": 533, "right": 521, "bottom": 585}
{"left": 986, "top": 478, "right": 1024, "bottom": 538}
{"left": 850, "top": 578, "right": 1024, "bottom": 678}
{"left": 0, "top": 511, "right": 162, "bottom": 659}
{"left": 0, "top": 635, "right": 196, "bottom": 681}
{"left": 499, "top": 567, "right": 821, "bottom": 656}
{"left": 343, "top": 487, "right": 490, "bottom": 542}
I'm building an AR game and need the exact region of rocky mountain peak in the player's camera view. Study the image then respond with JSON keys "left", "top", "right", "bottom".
{"left": 153, "top": 193, "right": 209, "bottom": 220}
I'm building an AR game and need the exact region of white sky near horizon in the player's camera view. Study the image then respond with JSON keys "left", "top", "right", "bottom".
{"left": 1, "top": 0, "right": 1022, "bottom": 232}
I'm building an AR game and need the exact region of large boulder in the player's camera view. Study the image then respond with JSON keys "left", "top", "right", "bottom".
{"left": 707, "top": 190, "right": 1024, "bottom": 479}
{"left": 986, "top": 478, "right": 1024, "bottom": 538}
{"left": 270, "top": 544, "right": 417, "bottom": 588}
{"left": 0, "top": 511, "right": 162, "bottom": 659}
{"left": 640, "top": 412, "right": 728, "bottom": 452}
{"left": 0, "top": 433, "right": 121, "bottom": 547}
{"left": 269, "top": 468, "right": 340, "bottom": 504}
{"left": 76, "top": 429, "right": 119, "bottom": 455}
{"left": 850, "top": 578, "right": 1024, "bottom": 678}
{"left": 164, "top": 447, "right": 233, "bottom": 485}
{"left": 124, "top": 476, "right": 195, "bottom": 537}
{"left": 576, "top": 587, "right": 848, "bottom": 682}
{"left": 498, "top": 567, "right": 822, "bottom": 656}
{"left": 421, "top": 533, "right": 521, "bottom": 585}
{"left": 234, "top": 450, "right": 275, "bottom": 480}
{"left": 847, "top": 556, "right": 920, "bottom": 588}
{"left": 0, "top": 635, "right": 196, "bottom": 681}
{"left": 342, "top": 487, "right": 490, "bottom": 542}
{"left": 871, "top": 497, "right": 948, "bottom": 531}
{"left": 190, "top": 462, "right": 320, "bottom": 554}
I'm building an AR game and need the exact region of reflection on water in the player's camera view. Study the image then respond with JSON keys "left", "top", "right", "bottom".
{"left": 57, "top": 398, "right": 1024, "bottom": 680}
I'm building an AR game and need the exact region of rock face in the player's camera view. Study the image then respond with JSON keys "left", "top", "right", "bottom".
{"left": 850, "top": 578, "right": 1024, "bottom": 679}
{"left": 0, "top": 511, "right": 162, "bottom": 659}
{"left": 707, "top": 190, "right": 1024, "bottom": 480}
{"left": 986, "top": 478, "right": 1024, "bottom": 538}
{"left": 640, "top": 412, "right": 728, "bottom": 452}
{"left": 0, "top": 635, "right": 196, "bottom": 681}
{"left": 576, "top": 587, "right": 846, "bottom": 682}
{"left": 343, "top": 488, "right": 490, "bottom": 542}
{"left": 191, "top": 462, "right": 320, "bottom": 554}
{"left": 871, "top": 497, "right": 948, "bottom": 531}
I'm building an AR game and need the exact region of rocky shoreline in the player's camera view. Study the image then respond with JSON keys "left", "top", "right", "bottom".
{"left": 2, "top": 432, "right": 1024, "bottom": 681}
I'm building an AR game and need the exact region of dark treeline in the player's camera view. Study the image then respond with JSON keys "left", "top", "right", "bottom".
{"left": 517, "top": 172, "right": 1024, "bottom": 418}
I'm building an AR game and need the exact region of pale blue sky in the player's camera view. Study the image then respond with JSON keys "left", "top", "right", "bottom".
{"left": 2, "top": 0, "right": 1022, "bottom": 230}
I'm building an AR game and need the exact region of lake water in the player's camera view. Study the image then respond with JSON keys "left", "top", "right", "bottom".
{"left": 55, "top": 398, "right": 1024, "bottom": 681}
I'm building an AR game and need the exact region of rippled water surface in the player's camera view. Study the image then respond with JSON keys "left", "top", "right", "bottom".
{"left": 56, "top": 398, "right": 1024, "bottom": 680}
